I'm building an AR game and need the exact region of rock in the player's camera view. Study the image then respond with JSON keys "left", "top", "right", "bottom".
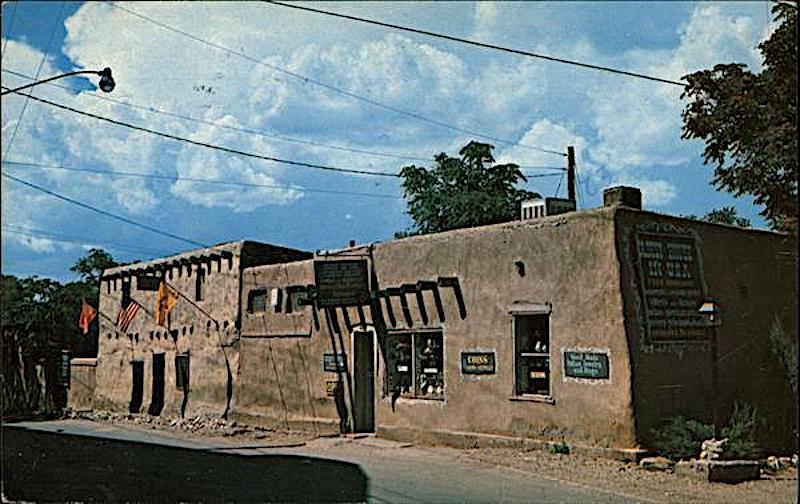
{"left": 640, "top": 456, "right": 675, "bottom": 471}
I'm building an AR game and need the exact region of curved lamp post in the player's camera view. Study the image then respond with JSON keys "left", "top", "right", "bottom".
{"left": 1, "top": 67, "right": 115, "bottom": 96}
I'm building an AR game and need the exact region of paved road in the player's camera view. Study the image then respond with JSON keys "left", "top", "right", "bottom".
{"left": 3, "top": 420, "right": 641, "bottom": 503}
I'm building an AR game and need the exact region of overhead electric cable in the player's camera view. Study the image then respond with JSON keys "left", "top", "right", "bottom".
{"left": 3, "top": 66, "right": 567, "bottom": 172}
{"left": 2, "top": 224, "right": 175, "bottom": 256}
{"left": 1, "top": 87, "right": 401, "bottom": 178}
{"left": 2, "top": 160, "right": 405, "bottom": 200}
{"left": 266, "top": 1, "right": 685, "bottom": 87}
{"left": 111, "top": 3, "right": 566, "bottom": 157}
{"left": 3, "top": 1, "right": 65, "bottom": 160}
{"left": 2, "top": 172, "right": 208, "bottom": 248}
{"left": 1, "top": 68, "right": 432, "bottom": 165}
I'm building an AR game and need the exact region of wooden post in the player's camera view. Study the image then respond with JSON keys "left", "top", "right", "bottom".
{"left": 567, "top": 146, "right": 576, "bottom": 203}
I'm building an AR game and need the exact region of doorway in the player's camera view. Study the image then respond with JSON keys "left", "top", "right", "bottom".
{"left": 148, "top": 354, "right": 165, "bottom": 416}
{"left": 352, "top": 330, "right": 375, "bottom": 432}
{"left": 129, "top": 361, "right": 143, "bottom": 413}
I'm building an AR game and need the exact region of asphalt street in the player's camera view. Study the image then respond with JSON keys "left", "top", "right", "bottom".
{"left": 2, "top": 420, "right": 641, "bottom": 503}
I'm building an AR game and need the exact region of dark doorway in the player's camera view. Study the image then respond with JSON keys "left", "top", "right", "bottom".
{"left": 148, "top": 354, "right": 165, "bottom": 416}
{"left": 353, "top": 331, "right": 375, "bottom": 432}
{"left": 129, "top": 361, "right": 144, "bottom": 413}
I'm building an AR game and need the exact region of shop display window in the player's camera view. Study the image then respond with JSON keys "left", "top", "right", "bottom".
{"left": 386, "top": 331, "right": 444, "bottom": 400}
{"left": 514, "top": 314, "right": 551, "bottom": 396}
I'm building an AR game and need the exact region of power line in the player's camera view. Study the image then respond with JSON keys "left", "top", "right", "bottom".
{"left": 3, "top": 1, "right": 65, "bottom": 160}
{"left": 266, "top": 1, "right": 685, "bottom": 87}
{"left": 1, "top": 87, "right": 401, "bottom": 178}
{"left": 2, "top": 159, "right": 405, "bottom": 200}
{"left": 2, "top": 172, "right": 208, "bottom": 248}
{"left": 1, "top": 68, "right": 433, "bottom": 165}
{"left": 112, "top": 3, "right": 566, "bottom": 157}
{"left": 2, "top": 224, "right": 175, "bottom": 256}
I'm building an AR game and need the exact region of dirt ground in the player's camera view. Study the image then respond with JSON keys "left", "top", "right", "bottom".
{"left": 71, "top": 411, "right": 797, "bottom": 503}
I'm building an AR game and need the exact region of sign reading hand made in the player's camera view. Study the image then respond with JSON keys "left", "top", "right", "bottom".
{"left": 314, "top": 259, "right": 370, "bottom": 308}
{"left": 564, "top": 351, "right": 610, "bottom": 380}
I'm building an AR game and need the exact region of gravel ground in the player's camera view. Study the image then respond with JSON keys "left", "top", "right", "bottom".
{"left": 464, "top": 446, "right": 797, "bottom": 504}
{"left": 66, "top": 411, "right": 797, "bottom": 503}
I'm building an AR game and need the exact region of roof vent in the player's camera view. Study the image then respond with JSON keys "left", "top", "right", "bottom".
{"left": 521, "top": 197, "right": 576, "bottom": 221}
{"left": 603, "top": 186, "right": 641, "bottom": 210}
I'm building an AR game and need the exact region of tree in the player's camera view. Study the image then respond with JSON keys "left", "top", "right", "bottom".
{"left": 70, "top": 247, "right": 117, "bottom": 284}
{"left": 684, "top": 206, "right": 752, "bottom": 228}
{"left": 399, "top": 141, "right": 540, "bottom": 235}
{"left": 681, "top": 2, "right": 797, "bottom": 233}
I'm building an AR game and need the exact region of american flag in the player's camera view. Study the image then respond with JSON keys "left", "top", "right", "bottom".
{"left": 117, "top": 300, "right": 141, "bottom": 332}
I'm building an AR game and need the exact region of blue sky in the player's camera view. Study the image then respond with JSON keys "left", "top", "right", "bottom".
{"left": 1, "top": 1, "right": 775, "bottom": 281}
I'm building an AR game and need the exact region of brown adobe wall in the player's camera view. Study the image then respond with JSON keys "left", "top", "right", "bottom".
{"left": 238, "top": 208, "right": 639, "bottom": 448}
{"left": 615, "top": 209, "right": 797, "bottom": 453}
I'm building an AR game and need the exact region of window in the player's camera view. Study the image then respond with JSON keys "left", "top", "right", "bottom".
{"left": 514, "top": 314, "right": 550, "bottom": 396}
{"left": 175, "top": 354, "right": 190, "bottom": 390}
{"left": 247, "top": 289, "right": 269, "bottom": 313}
{"left": 386, "top": 331, "right": 444, "bottom": 399}
{"left": 285, "top": 286, "right": 310, "bottom": 314}
{"left": 121, "top": 278, "right": 131, "bottom": 309}
{"left": 195, "top": 265, "right": 205, "bottom": 301}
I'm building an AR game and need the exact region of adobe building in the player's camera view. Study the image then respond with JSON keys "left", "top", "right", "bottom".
{"left": 87, "top": 241, "right": 310, "bottom": 417}
{"left": 79, "top": 188, "right": 797, "bottom": 455}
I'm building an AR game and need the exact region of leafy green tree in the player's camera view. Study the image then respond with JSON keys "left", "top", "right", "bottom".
{"left": 399, "top": 141, "right": 540, "bottom": 235}
{"left": 1, "top": 249, "right": 117, "bottom": 415}
{"left": 681, "top": 2, "right": 797, "bottom": 233}
{"left": 70, "top": 247, "right": 117, "bottom": 284}
{"left": 684, "top": 206, "right": 751, "bottom": 228}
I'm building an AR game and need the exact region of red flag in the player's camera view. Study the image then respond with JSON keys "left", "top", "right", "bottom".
{"left": 79, "top": 299, "right": 97, "bottom": 335}
{"left": 116, "top": 300, "right": 141, "bottom": 332}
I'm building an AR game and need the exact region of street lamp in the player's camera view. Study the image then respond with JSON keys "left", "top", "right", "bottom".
{"left": 1, "top": 67, "right": 115, "bottom": 96}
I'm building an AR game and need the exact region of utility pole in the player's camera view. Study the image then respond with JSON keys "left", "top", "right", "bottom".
{"left": 566, "top": 146, "right": 576, "bottom": 203}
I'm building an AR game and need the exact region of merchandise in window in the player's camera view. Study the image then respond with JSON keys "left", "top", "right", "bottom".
{"left": 514, "top": 314, "right": 550, "bottom": 396}
{"left": 386, "top": 331, "right": 444, "bottom": 400}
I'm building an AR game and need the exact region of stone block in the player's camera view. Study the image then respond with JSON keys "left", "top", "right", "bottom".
{"left": 675, "top": 460, "right": 760, "bottom": 484}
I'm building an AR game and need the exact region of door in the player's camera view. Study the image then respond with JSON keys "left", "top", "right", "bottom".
{"left": 129, "top": 361, "right": 144, "bottom": 413}
{"left": 148, "top": 354, "right": 165, "bottom": 416}
{"left": 353, "top": 330, "right": 375, "bottom": 432}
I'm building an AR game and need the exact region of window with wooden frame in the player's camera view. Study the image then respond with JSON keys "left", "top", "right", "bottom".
{"left": 514, "top": 313, "right": 551, "bottom": 397}
{"left": 247, "top": 289, "right": 269, "bottom": 314}
{"left": 385, "top": 330, "right": 444, "bottom": 400}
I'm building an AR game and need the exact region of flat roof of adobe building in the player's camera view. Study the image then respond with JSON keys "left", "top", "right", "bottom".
{"left": 100, "top": 239, "right": 310, "bottom": 279}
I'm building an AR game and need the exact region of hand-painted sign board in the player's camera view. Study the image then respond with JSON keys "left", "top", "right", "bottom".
{"left": 323, "top": 352, "right": 346, "bottom": 372}
{"left": 461, "top": 351, "right": 496, "bottom": 375}
{"left": 564, "top": 351, "right": 609, "bottom": 379}
{"left": 314, "top": 260, "right": 370, "bottom": 307}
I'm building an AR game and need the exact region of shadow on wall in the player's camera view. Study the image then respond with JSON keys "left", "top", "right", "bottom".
{"left": 2, "top": 426, "right": 369, "bottom": 503}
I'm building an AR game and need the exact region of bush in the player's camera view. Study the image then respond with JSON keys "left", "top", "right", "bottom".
{"left": 549, "top": 441, "right": 570, "bottom": 455}
{"left": 720, "top": 402, "right": 760, "bottom": 459}
{"left": 651, "top": 416, "right": 714, "bottom": 460}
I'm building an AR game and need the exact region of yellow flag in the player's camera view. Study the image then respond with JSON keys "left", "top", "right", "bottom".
{"left": 155, "top": 281, "right": 178, "bottom": 326}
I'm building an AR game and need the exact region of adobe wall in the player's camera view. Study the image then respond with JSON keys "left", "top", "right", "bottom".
{"left": 615, "top": 209, "right": 797, "bottom": 452}
{"left": 239, "top": 208, "right": 639, "bottom": 447}
{"left": 95, "top": 247, "right": 243, "bottom": 418}
{"left": 67, "top": 358, "right": 97, "bottom": 412}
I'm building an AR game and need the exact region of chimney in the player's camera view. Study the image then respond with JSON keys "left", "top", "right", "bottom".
{"left": 603, "top": 186, "right": 642, "bottom": 210}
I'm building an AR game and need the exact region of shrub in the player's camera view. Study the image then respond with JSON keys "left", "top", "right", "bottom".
{"left": 651, "top": 416, "right": 714, "bottom": 460}
{"left": 720, "top": 402, "right": 760, "bottom": 459}
{"left": 549, "top": 441, "right": 570, "bottom": 455}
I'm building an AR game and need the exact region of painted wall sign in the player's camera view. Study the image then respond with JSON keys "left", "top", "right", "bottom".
{"left": 325, "top": 380, "right": 338, "bottom": 396}
{"left": 461, "top": 351, "right": 496, "bottom": 375}
{"left": 634, "top": 226, "right": 708, "bottom": 343}
{"left": 564, "top": 351, "right": 609, "bottom": 379}
{"left": 314, "top": 259, "right": 370, "bottom": 307}
{"left": 323, "top": 352, "right": 346, "bottom": 372}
